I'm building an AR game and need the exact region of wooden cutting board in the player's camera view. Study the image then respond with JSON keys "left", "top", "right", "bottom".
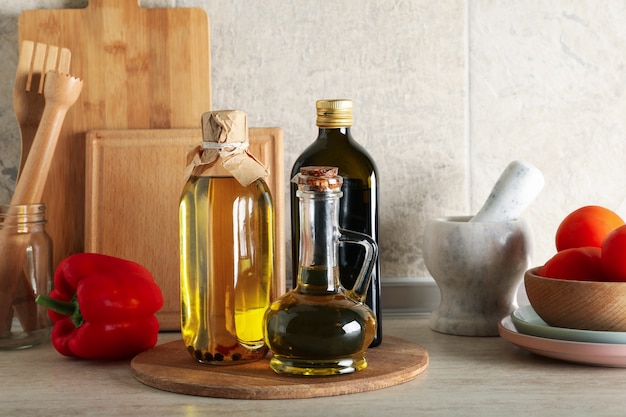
{"left": 18, "top": 0, "right": 211, "bottom": 270}
{"left": 131, "top": 336, "right": 429, "bottom": 399}
{"left": 85, "top": 128, "right": 285, "bottom": 331}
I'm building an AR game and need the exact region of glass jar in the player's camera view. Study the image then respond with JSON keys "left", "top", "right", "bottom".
{"left": 0, "top": 203, "right": 52, "bottom": 349}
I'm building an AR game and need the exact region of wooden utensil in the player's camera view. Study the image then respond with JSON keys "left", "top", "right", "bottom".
{"left": 18, "top": 0, "right": 211, "bottom": 269}
{"left": 0, "top": 71, "right": 83, "bottom": 336}
{"left": 85, "top": 128, "right": 285, "bottom": 330}
{"left": 14, "top": 41, "right": 71, "bottom": 178}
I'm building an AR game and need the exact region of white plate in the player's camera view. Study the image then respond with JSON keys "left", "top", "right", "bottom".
{"left": 498, "top": 316, "right": 626, "bottom": 367}
{"left": 511, "top": 305, "right": 626, "bottom": 344}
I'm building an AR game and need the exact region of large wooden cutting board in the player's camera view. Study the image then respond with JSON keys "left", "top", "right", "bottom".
{"left": 85, "top": 128, "right": 285, "bottom": 331}
{"left": 18, "top": 0, "right": 211, "bottom": 270}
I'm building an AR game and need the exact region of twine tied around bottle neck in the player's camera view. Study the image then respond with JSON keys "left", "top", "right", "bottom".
{"left": 201, "top": 140, "right": 248, "bottom": 152}
{"left": 184, "top": 110, "right": 269, "bottom": 186}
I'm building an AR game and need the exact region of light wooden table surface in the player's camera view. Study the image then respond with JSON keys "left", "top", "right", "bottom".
{"left": 1, "top": 316, "right": 624, "bottom": 416}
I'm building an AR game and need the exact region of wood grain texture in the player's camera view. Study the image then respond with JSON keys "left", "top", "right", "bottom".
{"left": 85, "top": 128, "right": 285, "bottom": 331}
{"left": 15, "top": 41, "right": 71, "bottom": 179}
{"left": 18, "top": 0, "right": 211, "bottom": 271}
{"left": 130, "top": 335, "right": 429, "bottom": 399}
{"left": 525, "top": 267, "right": 626, "bottom": 332}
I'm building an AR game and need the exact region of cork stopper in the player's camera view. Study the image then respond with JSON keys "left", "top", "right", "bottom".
{"left": 316, "top": 99, "right": 353, "bottom": 128}
{"left": 293, "top": 166, "right": 343, "bottom": 192}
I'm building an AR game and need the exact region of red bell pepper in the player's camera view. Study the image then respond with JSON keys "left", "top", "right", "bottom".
{"left": 36, "top": 253, "right": 163, "bottom": 360}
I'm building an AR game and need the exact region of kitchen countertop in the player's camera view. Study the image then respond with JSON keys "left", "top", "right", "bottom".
{"left": 2, "top": 316, "right": 625, "bottom": 416}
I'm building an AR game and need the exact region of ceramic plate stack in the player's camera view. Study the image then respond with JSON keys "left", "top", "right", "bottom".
{"left": 499, "top": 305, "right": 626, "bottom": 367}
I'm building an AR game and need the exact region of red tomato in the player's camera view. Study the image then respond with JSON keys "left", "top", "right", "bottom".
{"left": 555, "top": 206, "right": 624, "bottom": 251}
{"left": 539, "top": 246, "right": 607, "bottom": 281}
{"left": 601, "top": 225, "right": 626, "bottom": 282}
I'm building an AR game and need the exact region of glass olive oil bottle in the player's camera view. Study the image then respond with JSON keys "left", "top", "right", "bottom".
{"left": 180, "top": 110, "right": 273, "bottom": 364}
{"left": 290, "top": 99, "right": 382, "bottom": 347}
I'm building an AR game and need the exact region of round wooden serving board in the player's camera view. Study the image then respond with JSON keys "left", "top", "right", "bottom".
{"left": 130, "top": 335, "right": 428, "bottom": 400}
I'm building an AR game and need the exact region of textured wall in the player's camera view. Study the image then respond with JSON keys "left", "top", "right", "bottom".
{"left": 1, "top": 1, "right": 625, "bottom": 284}
{"left": 470, "top": 1, "right": 626, "bottom": 270}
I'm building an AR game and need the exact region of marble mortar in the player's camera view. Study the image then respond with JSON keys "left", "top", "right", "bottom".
{"left": 423, "top": 215, "right": 533, "bottom": 336}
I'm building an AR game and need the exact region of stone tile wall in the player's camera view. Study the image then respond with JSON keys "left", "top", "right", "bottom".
{"left": 1, "top": 1, "right": 624, "bottom": 287}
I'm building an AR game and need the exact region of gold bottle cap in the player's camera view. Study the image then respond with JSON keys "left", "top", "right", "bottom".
{"left": 316, "top": 99, "right": 353, "bottom": 128}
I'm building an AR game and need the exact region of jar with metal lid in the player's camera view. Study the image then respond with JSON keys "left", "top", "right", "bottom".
{"left": 0, "top": 203, "right": 52, "bottom": 349}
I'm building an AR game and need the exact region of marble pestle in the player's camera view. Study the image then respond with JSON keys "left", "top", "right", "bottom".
{"left": 470, "top": 160, "right": 545, "bottom": 223}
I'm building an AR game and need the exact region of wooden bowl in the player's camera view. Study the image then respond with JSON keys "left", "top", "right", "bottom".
{"left": 524, "top": 267, "right": 626, "bottom": 332}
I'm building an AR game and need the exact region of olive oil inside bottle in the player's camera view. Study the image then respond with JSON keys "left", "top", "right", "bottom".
{"left": 180, "top": 176, "right": 273, "bottom": 363}
{"left": 265, "top": 267, "right": 376, "bottom": 376}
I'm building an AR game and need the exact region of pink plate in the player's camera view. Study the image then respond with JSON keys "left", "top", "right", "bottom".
{"left": 499, "top": 316, "right": 626, "bottom": 367}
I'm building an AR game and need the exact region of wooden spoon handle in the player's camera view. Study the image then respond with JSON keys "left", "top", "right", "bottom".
{"left": 11, "top": 107, "right": 70, "bottom": 205}
{"left": 11, "top": 71, "right": 83, "bottom": 206}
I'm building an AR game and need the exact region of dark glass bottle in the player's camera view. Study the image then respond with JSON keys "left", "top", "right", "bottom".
{"left": 290, "top": 99, "right": 381, "bottom": 347}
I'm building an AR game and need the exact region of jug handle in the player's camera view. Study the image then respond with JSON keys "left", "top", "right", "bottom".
{"left": 338, "top": 229, "right": 378, "bottom": 303}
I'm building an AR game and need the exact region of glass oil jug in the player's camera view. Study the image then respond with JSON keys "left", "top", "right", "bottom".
{"left": 179, "top": 110, "right": 274, "bottom": 364}
{"left": 264, "top": 166, "right": 377, "bottom": 376}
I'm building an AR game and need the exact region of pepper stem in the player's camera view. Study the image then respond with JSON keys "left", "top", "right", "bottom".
{"left": 35, "top": 294, "right": 84, "bottom": 328}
